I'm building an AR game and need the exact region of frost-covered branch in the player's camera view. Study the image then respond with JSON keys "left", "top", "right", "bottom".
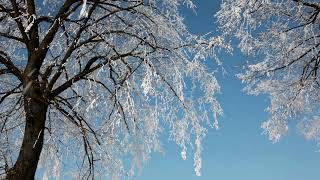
{"left": 217, "top": 0, "right": 320, "bottom": 142}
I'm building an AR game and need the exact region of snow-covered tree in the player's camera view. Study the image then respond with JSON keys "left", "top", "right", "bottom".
{"left": 217, "top": 0, "right": 320, "bottom": 142}
{"left": 0, "top": 0, "right": 225, "bottom": 179}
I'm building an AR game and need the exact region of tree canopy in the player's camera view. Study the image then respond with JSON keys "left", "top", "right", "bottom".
{"left": 0, "top": 0, "right": 224, "bottom": 179}
{"left": 217, "top": 0, "right": 320, "bottom": 142}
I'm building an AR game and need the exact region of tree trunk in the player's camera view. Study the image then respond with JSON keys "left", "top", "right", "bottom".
{"left": 6, "top": 96, "right": 48, "bottom": 180}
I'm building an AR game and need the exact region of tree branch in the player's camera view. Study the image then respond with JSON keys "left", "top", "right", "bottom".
{"left": 0, "top": 32, "right": 25, "bottom": 43}
{"left": 292, "top": 0, "right": 320, "bottom": 10}
{"left": 0, "top": 51, "right": 23, "bottom": 81}
{"left": 38, "top": 0, "right": 80, "bottom": 52}
{"left": 0, "top": 69, "right": 10, "bottom": 76}
{"left": 8, "top": 0, "right": 29, "bottom": 41}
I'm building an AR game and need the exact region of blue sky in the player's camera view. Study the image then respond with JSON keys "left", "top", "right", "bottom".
{"left": 136, "top": 1, "right": 320, "bottom": 180}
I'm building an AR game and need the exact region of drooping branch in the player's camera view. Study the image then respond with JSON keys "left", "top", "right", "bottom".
{"left": 217, "top": 0, "right": 320, "bottom": 142}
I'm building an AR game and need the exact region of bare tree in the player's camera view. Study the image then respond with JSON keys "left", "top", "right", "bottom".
{"left": 0, "top": 0, "right": 224, "bottom": 179}
{"left": 217, "top": 0, "right": 320, "bottom": 142}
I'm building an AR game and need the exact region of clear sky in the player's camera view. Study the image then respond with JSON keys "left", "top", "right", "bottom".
{"left": 135, "top": 1, "right": 320, "bottom": 180}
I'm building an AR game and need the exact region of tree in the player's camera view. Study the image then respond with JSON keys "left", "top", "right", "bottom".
{"left": 217, "top": 0, "right": 320, "bottom": 142}
{"left": 0, "top": 0, "right": 225, "bottom": 179}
